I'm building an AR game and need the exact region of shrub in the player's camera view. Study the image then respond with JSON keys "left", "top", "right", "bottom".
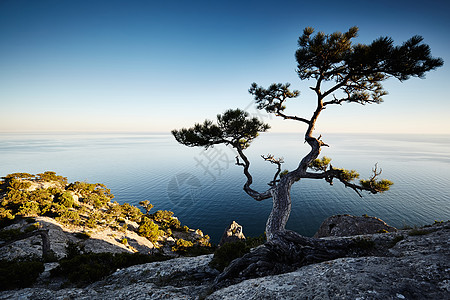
{"left": 408, "top": 228, "right": 430, "bottom": 236}
{"left": 24, "top": 222, "right": 40, "bottom": 233}
{"left": 138, "top": 217, "right": 161, "bottom": 243}
{"left": 36, "top": 171, "right": 67, "bottom": 184}
{"left": 18, "top": 201, "right": 40, "bottom": 217}
{"left": 55, "top": 191, "right": 74, "bottom": 208}
{"left": 0, "top": 228, "right": 22, "bottom": 241}
{"left": 151, "top": 210, "right": 181, "bottom": 230}
{"left": 0, "top": 260, "right": 44, "bottom": 290}
{"left": 171, "top": 239, "right": 194, "bottom": 253}
{"left": 209, "top": 233, "right": 266, "bottom": 271}
{"left": 51, "top": 252, "right": 168, "bottom": 285}
{"left": 139, "top": 200, "right": 153, "bottom": 214}
{"left": 75, "top": 231, "right": 91, "bottom": 240}
{"left": 209, "top": 240, "right": 249, "bottom": 271}
{"left": 120, "top": 203, "right": 143, "bottom": 222}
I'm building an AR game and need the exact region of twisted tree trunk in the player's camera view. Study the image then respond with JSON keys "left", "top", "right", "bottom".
{"left": 265, "top": 177, "right": 293, "bottom": 241}
{"left": 0, "top": 229, "right": 52, "bottom": 260}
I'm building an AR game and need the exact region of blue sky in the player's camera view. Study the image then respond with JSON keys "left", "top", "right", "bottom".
{"left": 1, "top": 0, "right": 449, "bottom": 134}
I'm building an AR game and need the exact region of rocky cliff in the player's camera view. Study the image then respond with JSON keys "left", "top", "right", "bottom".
{"left": 1, "top": 221, "right": 448, "bottom": 299}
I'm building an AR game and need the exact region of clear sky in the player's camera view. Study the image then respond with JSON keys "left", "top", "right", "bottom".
{"left": 1, "top": 0, "right": 449, "bottom": 134}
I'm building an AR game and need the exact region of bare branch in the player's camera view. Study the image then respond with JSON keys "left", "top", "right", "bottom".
{"left": 261, "top": 154, "right": 284, "bottom": 186}
{"left": 235, "top": 146, "right": 273, "bottom": 201}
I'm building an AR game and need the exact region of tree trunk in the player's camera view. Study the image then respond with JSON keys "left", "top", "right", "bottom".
{"left": 0, "top": 229, "right": 51, "bottom": 260}
{"left": 213, "top": 228, "right": 399, "bottom": 290}
{"left": 265, "top": 177, "right": 294, "bottom": 241}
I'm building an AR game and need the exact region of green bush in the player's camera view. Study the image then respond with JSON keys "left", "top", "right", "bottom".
{"left": 36, "top": 171, "right": 67, "bottom": 184}
{"left": 18, "top": 201, "right": 40, "bottom": 217}
{"left": 209, "top": 240, "right": 249, "bottom": 271}
{"left": 51, "top": 252, "right": 168, "bottom": 285}
{"left": 0, "top": 260, "right": 45, "bottom": 290}
{"left": 55, "top": 191, "right": 74, "bottom": 208}
{"left": 138, "top": 217, "right": 161, "bottom": 243}
{"left": 75, "top": 231, "right": 91, "bottom": 240}
{"left": 209, "top": 234, "right": 266, "bottom": 271}
{"left": 151, "top": 210, "right": 181, "bottom": 230}
{"left": 120, "top": 203, "right": 143, "bottom": 222}
{"left": 171, "top": 239, "right": 194, "bottom": 253}
{"left": 0, "top": 228, "right": 22, "bottom": 241}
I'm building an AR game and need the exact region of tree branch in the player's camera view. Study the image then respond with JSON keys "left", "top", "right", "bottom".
{"left": 235, "top": 146, "right": 273, "bottom": 201}
{"left": 261, "top": 154, "right": 284, "bottom": 186}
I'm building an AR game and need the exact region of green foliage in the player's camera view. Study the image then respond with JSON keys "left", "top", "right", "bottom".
{"left": 279, "top": 169, "right": 289, "bottom": 178}
{"left": 137, "top": 217, "right": 161, "bottom": 243}
{"left": 36, "top": 171, "right": 67, "bottom": 185}
{"left": 172, "top": 109, "right": 270, "bottom": 150}
{"left": 51, "top": 252, "right": 168, "bottom": 286}
{"left": 24, "top": 222, "right": 40, "bottom": 233}
{"left": 0, "top": 260, "right": 45, "bottom": 290}
{"left": 75, "top": 231, "right": 91, "bottom": 240}
{"left": 309, "top": 156, "right": 332, "bottom": 171}
{"left": 209, "top": 240, "right": 249, "bottom": 271}
{"left": 295, "top": 26, "right": 443, "bottom": 103}
{"left": 151, "top": 210, "right": 181, "bottom": 230}
{"left": 408, "top": 228, "right": 430, "bottom": 236}
{"left": 337, "top": 168, "right": 360, "bottom": 181}
{"left": 139, "top": 200, "right": 153, "bottom": 214}
{"left": 18, "top": 201, "right": 40, "bottom": 217}
{"left": 120, "top": 238, "right": 128, "bottom": 245}
{"left": 55, "top": 191, "right": 75, "bottom": 208}
{"left": 171, "top": 238, "right": 194, "bottom": 253}
{"left": 3, "top": 173, "right": 34, "bottom": 180}
{"left": 120, "top": 202, "right": 143, "bottom": 222}
{"left": 0, "top": 228, "right": 22, "bottom": 241}
{"left": 56, "top": 209, "right": 81, "bottom": 225}
{"left": 360, "top": 178, "right": 393, "bottom": 192}
{"left": 209, "top": 234, "right": 266, "bottom": 271}
{"left": 65, "top": 241, "right": 85, "bottom": 259}
{"left": 67, "top": 181, "right": 113, "bottom": 208}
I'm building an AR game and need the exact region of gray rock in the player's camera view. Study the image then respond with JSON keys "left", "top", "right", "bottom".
{"left": 208, "top": 223, "right": 450, "bottom": 299}
{"left": 314, "top": 214, "right": 397, "bottom": 238}
{"left": 218, "top": 221, "right": 245, "bottom": 246}
{"left": 1, "top": 222, "right": 448, "bottom": 300}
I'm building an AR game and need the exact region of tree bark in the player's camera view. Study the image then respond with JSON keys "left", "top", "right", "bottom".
{"left": 0, "top": 229, "right": 51, "bottom": 260}
{"left": 213, "top": 228, "right": 398, "bottom": 290}
{"left": 265, "top": 177, "right": 294, "bottom": 241}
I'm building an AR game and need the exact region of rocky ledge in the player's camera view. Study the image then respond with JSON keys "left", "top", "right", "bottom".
{"left": 1, "top": 221, "right": 448, "bottom": 299}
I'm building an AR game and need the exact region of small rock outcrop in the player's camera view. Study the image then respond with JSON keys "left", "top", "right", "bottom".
{"left": 218, "top": 221, "right": 245, "bottom": 246}
{"left": 314, "top": 214, "right": 397, "bottom": 238}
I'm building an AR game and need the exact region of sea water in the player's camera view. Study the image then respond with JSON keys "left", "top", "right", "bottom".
{"left": 1, "top": 132, "right": 449, "bottom": 243}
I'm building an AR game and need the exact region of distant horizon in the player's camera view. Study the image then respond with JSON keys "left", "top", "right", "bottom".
{"left": 1, "top": 130, "right": 450, "bottom": 136}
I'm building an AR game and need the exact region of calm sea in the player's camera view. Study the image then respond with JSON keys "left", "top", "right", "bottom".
{"left": 1, "top": 132, "right": 449, "bottom": 243}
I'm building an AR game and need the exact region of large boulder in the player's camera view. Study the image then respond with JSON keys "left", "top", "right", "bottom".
{"left": 314, "top": 214, "right": 397, "bottom": 238}
{"left": 218, "top": 221, "right": 245, "bottom": 246}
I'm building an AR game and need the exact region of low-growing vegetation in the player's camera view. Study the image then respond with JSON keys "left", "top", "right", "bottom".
{"left": 51, "top": 250, "right": 169, "bottom": 286}
{"left": 209, "top": 234, "right": 266, "bottom": 271}
{"left": 0, "top": 259, "right": 45, "bottom": 290}
{"left": 0, "top": 171, "right": 216, "bottom": 289}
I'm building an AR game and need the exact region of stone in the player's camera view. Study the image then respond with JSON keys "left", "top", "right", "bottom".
{"left": 314, "top": 214, "right": 397, "bottom": 238}
{"left": 1, "top": 222, "right": 448, "bottom": 299}
{"left": 218, "top": 221, "right": 245, "bottom": 246}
